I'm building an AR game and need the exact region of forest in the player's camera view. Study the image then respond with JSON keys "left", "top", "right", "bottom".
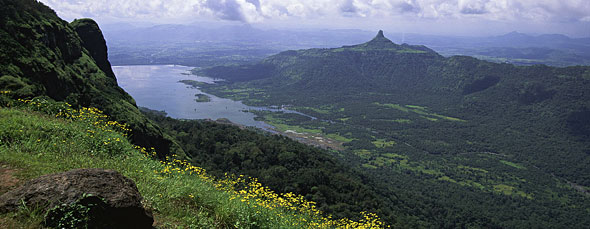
{"left": 143, "top": 107, "right": 590, "bottom": 228}
{"left": 2, "top": 0, "right": 590, "bottom": 226}
{"left": 193, "top": 31, "right": 590, "bottom": 227}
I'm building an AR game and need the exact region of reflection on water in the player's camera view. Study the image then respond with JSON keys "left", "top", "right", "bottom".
{"left": 114, "top": 65, "right": 274, "bottom": 128}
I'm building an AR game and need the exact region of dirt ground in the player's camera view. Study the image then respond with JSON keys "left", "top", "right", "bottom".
{"left": 0, "top": 163, "right": 20, "bottom": 195}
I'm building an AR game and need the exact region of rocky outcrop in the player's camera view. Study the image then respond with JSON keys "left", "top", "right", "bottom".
{"left": 0, "top": 168, "right": 153, "bottom": 228}
{"left": 0, "top": 0, "right": 174, "bottom": 156}
{"left": 71, "top": 18, "right": 116, "bottom": 79}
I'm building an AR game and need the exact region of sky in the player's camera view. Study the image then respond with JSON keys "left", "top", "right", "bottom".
{"left": 39, "top": 0, "right": 590, "bottom": 37}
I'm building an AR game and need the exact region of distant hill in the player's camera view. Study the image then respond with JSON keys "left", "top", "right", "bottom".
{"left": 0, "top": 1, "right": 426, "bottom": 227}
{"left": 198, "top": 31, "right": 590, "bottom": 227}
{"left": 200, "top": 31, "right": 590, "bottom": 181}
{"left": 102, "top": 23, "right": 590, "bottom": 67}
{"left": 416, "top": 31, "right": 590, "bottom": 66}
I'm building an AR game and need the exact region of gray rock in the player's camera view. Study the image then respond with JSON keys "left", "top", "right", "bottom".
{"left": 0, "top": 168, "right": 153, "bottom": 228}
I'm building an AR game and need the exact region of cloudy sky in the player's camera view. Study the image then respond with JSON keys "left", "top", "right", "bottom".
{"left": 39, "top": 0, "right": 590, "bottom": 37}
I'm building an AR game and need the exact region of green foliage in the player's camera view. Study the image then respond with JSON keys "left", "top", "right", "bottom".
{"left": 0, "top": 75, "right": 37, "bottom": 97}
{"left": 44, "top": 194, "right": 108, "bottom": 229}
{"left": 194, "top": 93, "right": 211, "bottom": 102}
{"left": 372, "top": 139, "right": 396, "bottom": 148}
{"left": 143, "top": 111, "right": 406, "bottom": 226}
{"left": 0, "top": 0, "right": 174, "bottom": 156}
{"left": 197, "top": 33, "right": 590, "bottom": 227}
{"left": 0, "top": 102, "right": 388, "bottom": 228}
{"left": 0, "top": 199, "right": 46, "bottom": 228}
{"left": 500, "top": 160, "right": 526, "bottom": 169}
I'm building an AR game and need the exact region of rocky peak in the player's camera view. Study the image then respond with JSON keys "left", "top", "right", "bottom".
{"left": 368, "top": 30, "right": 393, "bottom": 44}
{"left": 71, "top": 18, "right": 116, "bottom": 79}
{"left": 376, "top": 30, "right": 385, "bottom": 38}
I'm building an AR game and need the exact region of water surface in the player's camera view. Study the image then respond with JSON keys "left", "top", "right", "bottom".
{"left": 113, "top": 65, "right": 275, "bottom": 128}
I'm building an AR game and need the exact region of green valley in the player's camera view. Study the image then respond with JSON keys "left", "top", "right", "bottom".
{"left": 2, "top": 0, "right": 590, "bottom": 228}
{"left": 195, "top": 30, "right": 590, "bottom": 227}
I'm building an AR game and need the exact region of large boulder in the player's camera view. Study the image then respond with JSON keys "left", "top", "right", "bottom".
{"left": 0, "top": 168, "right": 153, "bottom": 228}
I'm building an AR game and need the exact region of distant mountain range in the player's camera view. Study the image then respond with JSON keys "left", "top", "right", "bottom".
{"left": 102, "top": 23, "right": 590, "bottom": 67}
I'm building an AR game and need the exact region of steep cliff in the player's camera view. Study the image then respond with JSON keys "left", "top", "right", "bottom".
{"left": 0, "top": 0, "right": 172, "bottom": 155}
{"left": 71, "top": 18, "right": 116, "bottom": 79}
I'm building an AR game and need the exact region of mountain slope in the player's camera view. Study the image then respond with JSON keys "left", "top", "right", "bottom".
{"left": 200, "top": 31, "right": 590, "bottom": 183}
{"left": 0, "top": 0, "right": 172, "bottom": 155}
{"left": 197, "top": 31, "right": 590, "bottom": 227}
{"left": 0, "top": 2, "right": 400, "bottom": 227}
{"left": 0, "top": 99, "right": 387, "bottom": 228}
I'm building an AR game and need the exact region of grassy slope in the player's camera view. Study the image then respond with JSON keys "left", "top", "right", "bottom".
{"left": 0, "top": 99, "right": 386, "bottom": 228}
{"left": 0, "top": 0, "right": 173, "bottom": 155}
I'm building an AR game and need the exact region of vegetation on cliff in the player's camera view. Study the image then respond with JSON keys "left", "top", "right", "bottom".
{"left": 0, "top": 1, "right": 394, "bottom": 227}
{"left": 2, "top": 0, "right": 589, "bottom": 227}
{"left": 0, "top": 0, "right": 173, "bottom": 155}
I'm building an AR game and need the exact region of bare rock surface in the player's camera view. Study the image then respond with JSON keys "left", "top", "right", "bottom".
{"left": 0, "top": 168, "right": 153, "bottom": 228}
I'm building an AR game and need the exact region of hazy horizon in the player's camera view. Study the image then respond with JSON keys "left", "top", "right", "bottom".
{"left": 38, "top": 0, "right": 590, "bottom": 38}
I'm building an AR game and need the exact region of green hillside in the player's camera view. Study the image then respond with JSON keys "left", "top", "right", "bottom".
{"left": 197, "top": 31, "right": 590, "bottom": 227}
{"left": 142, "top": 109, "right": 415, "bottom": 226}
{"left": 2, "top": 0, "right": 590, "bottom": 227}
{"left": 0, "top": 1, "right": 394, "bottom": 227}
{"left": 199, "top": 30, "right": 590, "bottom": 184}
{"left": 0, "top": 0, "right": 173, "bottom": 155}
{"left": 0, "top": 98, "right": 386, "bottom": 228}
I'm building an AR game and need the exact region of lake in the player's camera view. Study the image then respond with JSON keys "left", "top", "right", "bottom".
{"left": 113, "top": 65, "right": 307, "bottom": 129}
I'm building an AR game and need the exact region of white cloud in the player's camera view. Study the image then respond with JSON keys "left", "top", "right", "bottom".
{"left": 39, "top": 0, "right": 590, "bottom": 35}
{"left": 39, "top": 0, "right": 590, "bottom": 22}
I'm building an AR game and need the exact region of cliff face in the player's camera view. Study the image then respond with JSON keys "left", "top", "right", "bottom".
{"left": 71, "top": 18, "right": 116, "bottom": 79}
{"left": 0, "top": 0, "right": 172, "bottom": 155}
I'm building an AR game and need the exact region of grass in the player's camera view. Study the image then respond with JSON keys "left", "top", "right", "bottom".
{"left": 261, "top": 113, "right": 354, "bottom": 143}
{"left": 354, "top": 150, "right": 373, "bottom": 160}
{"left": 371, "top": 157, "right": 397, "bottom": 167}
{"left": 437, "top": 176, "right": 484, "bottom": 190}
{"left": 338, "top": 117, "right": 351, "bottom": 122}
{"left": 438, "top": 176, "right": 458, "bottom": 183}
{"left": 360, "top": 151, "right": 443, "bottom": 176}
{"left": 396, "top": 49, "right": 427, "bottom": 54}
{"left": 421, "top": 116, "right": 438, "bottom": 121}
{"left": 362, "top": 164, "right": 378, "bottom": 169}
{"left": 457, "top": 165, "right": 489, "bottom": 173}
{"left": 382, "top": 153, "right": 408, "bottom": 159}
{"left": 373, "top": 103, "right": 409, "bottom": 112}
{"left": 270, "top": 122, "right": 322, "bottom": 134}
{"left": 220, "top": 88, "right": 264, "bottom": 94}
{"left": 404, "top": 105, "right": 426, "bottom": 110}
{"left": 0, "top": 98, "right": 387, "bottom": 228}
{"left": 194, "top": 94, "right": 211, "bottom": 102}
{"left": 492, "top": 184, "right": 532, "bottom": 199}
{"left": 500, "top": 160, "right": 526, "bottom": 169}
{"left": 494, "top": 184, "right": 514, "bottom": 195}
{"left": 373, "top": 102, "right": 466, "bottom": 122}
{"left": 0, "top": 108, "right": 274, "bottom": 227}
{"left": 296, "top": 106, "right": 332, "bottom": 115}
{"left": 326, "top": 133, "right": 354, "bottom": 143}
{"left": 372, "top": 139, "right": 396, "bottom": 148}
{"left": 359, "top": 149, "right": 534, "bottom": 200}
